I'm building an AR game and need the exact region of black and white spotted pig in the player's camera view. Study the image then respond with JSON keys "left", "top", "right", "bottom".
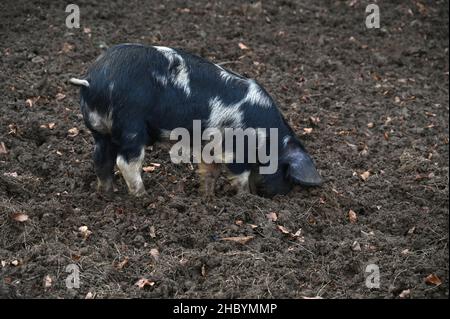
{"left": 69, "top": 43, "right": 322, "bottom": 198}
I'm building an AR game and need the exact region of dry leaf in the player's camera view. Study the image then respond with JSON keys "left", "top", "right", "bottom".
{"left": 399, "top": 289, "right": 411, "bottom": 298}
{"left": 85, "top": 292, "right": 95, "bottom": 299}
{"left": 78, "top": 225, "right": 92, "bottom": 239}
{"left": 238, "top": 42, "right": 250, "bottom": 50}
{"left": 68, "top": 127, "right": 79, "bottom": 137}
{"left": 1, "top": 260, "right": 6, "bottom": 268}
{"left": 0, "top": 142, "right": 7, "bottom": 154}
{"left": 11, "top": 212, "right": 29, "bottom": 222}
{"left": 62, "top": 42, "right": 74, "bottom": 53}
{"left": 149, "top": 225, "right": 156, "bottom": 238}
{"left": 26, "top": 98, "right": 33, "bottom": 107}
{"left": 360, "top": 171, "right": 370, "bottom": 181}
{"left": 351, "top": 241, "right": 361, "bottom": 251}
{"left": 44, "top": 275, "right": 52, "bottom": 288}
{"left": 55, "top": 93, "right": 66, "bottom": 101}
{"left": 367, "top": 122, "right": 374, "bottom": 128}
{"left": 135, "top": 278, "right": 155, "bottom": 289}
{"left": 235, "top": 219, "right": 244, "bottom": 226}
{"left": 201, "top": 264, "right": 207, "bottom": 277}
{"left": 309, "top": 116, "right": 320, "bottom": 125}
{"left": 303, "top": 127, "right": 313, "bottom": 134}
{"left": 249, "top": 224, "right": 258, "bottom": 229}
{"left": 425, "top": 274, "right": 442, "bottom": 286}
{"left": 277, "top": 225, "right": 290, "bottom": 234}
{"left": 143, "top": 166, "right": 156, "bottom": 172}
{"left": 11, "top": 260, "right": 20, "bottom": 266}
{"left": 150, "top": 248, "right": 160, "bottom": 261}
{"left": 116, "top": 257, "right": 129, "bottom": 270}
{"left": 266, "top": 212, "right": 278, "bottom": 222}
{"left": 401, "top": 249, "right": 410, "bottom": 255}
{"left": 407, "top": 226, "right": 415, "bottom": 235}
{"left": 348, "top": 209, "right": 358, "bottom": 223}
{"left": 220, "top": 236, "right": 254, "bottom": 244}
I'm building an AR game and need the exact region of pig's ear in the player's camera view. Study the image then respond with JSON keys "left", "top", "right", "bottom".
{"left": 283, "top": 138, "right": 323, "bottom": 186}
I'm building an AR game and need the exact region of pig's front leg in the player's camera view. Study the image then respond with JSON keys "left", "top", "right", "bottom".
{"left": 226, "top": 163, "right": 252, "bottom": 194}
{"left": 197, "top": 162, "right": 221, "bottom": 198}
{"left": 93, "top": 132, "right": 117, "bottom": 193}
{"left": 116, "top": 137, "right": 147, "bottom": 197}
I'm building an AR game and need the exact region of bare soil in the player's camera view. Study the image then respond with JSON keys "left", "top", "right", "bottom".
{"left": 0, "top": 0, "right": 448, "bottom": 298}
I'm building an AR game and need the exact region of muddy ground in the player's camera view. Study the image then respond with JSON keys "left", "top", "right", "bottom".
{"left": 0, "top": 0, "right": 448, "bottom": 299}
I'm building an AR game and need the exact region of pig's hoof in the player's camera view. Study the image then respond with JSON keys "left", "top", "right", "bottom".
{"left": 96, "top": 179, "right": 115, "bottom": 194}
{"left": 130, "top": 188, "right": 147, "bottom": 197}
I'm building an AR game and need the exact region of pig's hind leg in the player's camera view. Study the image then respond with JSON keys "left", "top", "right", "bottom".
{"left": 93, "top": 132, "right": 118, "bottom": 193}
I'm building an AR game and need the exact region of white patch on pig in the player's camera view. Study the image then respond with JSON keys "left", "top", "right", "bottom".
{"left": 154, "top": 46, "right": 191, "bottom": 96}
{"left": 88, "top": 110, "right": 113, "bottom": 134}
{"left": 208, "top": 96, "right": 244, "bottom": 128}
{"left": 152, "top": 72, "right": 168, "bottom": 86}
{"left": 116, "top": 148, "right": 146, "bottom": 196}
{"left": 245, "top": 80, "right": 272, "bottom": 108}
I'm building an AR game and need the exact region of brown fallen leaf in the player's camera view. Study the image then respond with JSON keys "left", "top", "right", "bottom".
{"left": 0, "top": 142, "right": 8, "bottom": 154}
{"left": 62, "top": 42, "right": 74, "bottom": 53}
{"left": 309, "top": 116, "right": 320, "bottom": 125}
{"left": 425, "top": 274, "right": 442, "bottom": 286}
{"left": 116, "top": 257, "right": 129, "bottom": 270}
{"left": 401, "top": 249, "right": 410, "bottom": 255}
{"left": 149, "top": 225, "right": 156, "bottom": 238}
{"left": 11, "top": 212, "right": 29, "bottom": 222}
{"left": 150, "top": 248, "right": 160, "bottom": 261}
{"left": 351, "top": 241, "right": 361, "bottom": 251}
{"left": 11, "top": 260, "right": 20, "bottom": 266}
{"left": 266, "top": 212, "right": 278, "bottom": 222}
{"left": 135, "top": 278, "right": 155, "bottom": 289}
{"left": 277, "top": 225, "right": 291, "bottom": 234}
{"left": 43, "top": 275, "right": 52, "bottom": 288}
{"left": 142, "top": 166, "right": 156, "bottom": 172}
{"left": 220, "top": 236, "right": 254, "bottom": 245}
{"left": 85, "top": 292, "right": 95, "bottom": 299}
{"left": 238, "top": 42, "right": 250, "bottom": 50}
{"left": 68, "top": 127, "right": 79, "bottom": 137}
{"left": 399, "top": 289, "right": 411, "bottom": 299}
{"left": 348, "top": 209, "right": 358, "bottom": 223}
{"left": 367, "top": 122, "right": 374, "bottom": 128}
{"left": 235, "top": 219, "right": 244, "bottom": 226}
{"left": 201, "top": 264, "right": 207, "bottom": 277}
{"left": 78, "top": 225, "right": 92, "bottom": 239}
{"left": 360, "top": 171, "right": 370, "bottom": 181}
{"left": 303, "top": 127, "right": 313, "bottom": 134}
{"left": 25, "top": 98, "right": 33, "bottom": 107}
{"left": 55, "top": 93, "right": 66, "bottom": 101}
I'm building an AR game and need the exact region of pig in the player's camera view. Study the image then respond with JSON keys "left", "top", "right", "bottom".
{"left": 69, "top": 43, "right": 322, "bottom": 198}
